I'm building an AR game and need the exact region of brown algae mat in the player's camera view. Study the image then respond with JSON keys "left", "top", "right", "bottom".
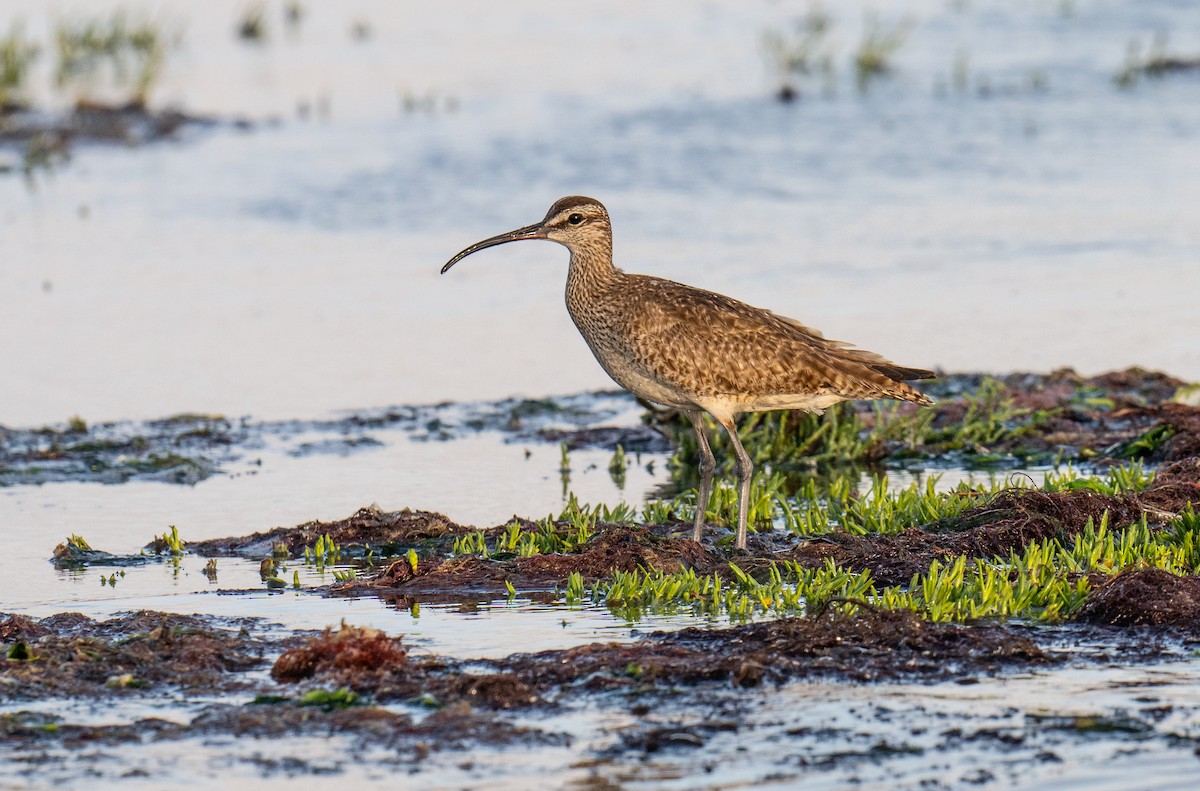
{"left": 0, "top": 607, "right": 1048, "bottom": 762}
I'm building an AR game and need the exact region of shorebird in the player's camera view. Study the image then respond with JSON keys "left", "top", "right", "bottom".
{"left": 441, "top": 196, "right": 933, "bottom": 550}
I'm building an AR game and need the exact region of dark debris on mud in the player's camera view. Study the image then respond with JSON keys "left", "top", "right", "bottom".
{"left": 0, "top": 610, "right": 567, "bottom": 760}
{"left": 504, "top": 608, "right": 1053, "bottom": 690}
{"left": 0, "top": 602, "right": 1183, "bottom": 766}
{"left": 268, "top": 623, "right": 546, "bottom": 710}
{"left": 259, "top": 610, "right": 1064, "bottom": 720}
{"left": 0, "top": 390, "right": 650, "bottom": 486}
{"left": 1076, "top": 568, "right": 1200, "bottom": 629}
{"left": 0, "top": 102, "right": 221, "bottom": 155}
{"left": 789, "top": 457, "right": 1200, "bottom": 585}
{"left": 5, "top": 367, "right": 1190, "bottom": 488}
{"left": 0, "top": 413, "right": 238, "bottom": 486}
{"left": 918, "top": 368, "right": 1199, "bottom": 464}
{"left": 0, "top": 610, "right": 266, "bottom": 701}
{"left": 189, "top": 505, "right": 472, "bottom": 558}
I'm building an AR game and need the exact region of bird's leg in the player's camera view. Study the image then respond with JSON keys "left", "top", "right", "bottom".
{"left": 716, "top": 416, "right": 753, "bottom": 551}
{"left": 687, "top": 410, "right": 716, "bottom": 543}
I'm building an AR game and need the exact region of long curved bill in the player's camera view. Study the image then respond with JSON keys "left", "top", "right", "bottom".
{"left": 440, "top": 222, "right": 546, "bottom": 274}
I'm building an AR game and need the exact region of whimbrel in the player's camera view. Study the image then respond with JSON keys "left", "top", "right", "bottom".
{"left": 442, "top": 196, "right": 933, "bottom": 550}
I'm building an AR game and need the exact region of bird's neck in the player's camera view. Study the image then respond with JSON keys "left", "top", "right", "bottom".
{"left": 565, "top": 235, "right": 622, "bottom": 309}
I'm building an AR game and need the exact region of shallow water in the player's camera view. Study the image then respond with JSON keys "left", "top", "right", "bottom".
{"left": 2, "top": 0, "right": 1198, "bottom": 426}
{"left": 3, "top": 0, "right": 1200, "bottom": 788}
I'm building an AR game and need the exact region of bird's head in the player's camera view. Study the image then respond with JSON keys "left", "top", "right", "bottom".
{"left": 440, "top": 196, "right": 611, "bottom": 274}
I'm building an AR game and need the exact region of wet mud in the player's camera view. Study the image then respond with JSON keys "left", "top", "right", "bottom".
{"left": 1, "top": 102, "right": 237, "bottom": 180}
{"left": 500, "top": 608, "right": 1053, "bottom": 689}
{"left": 0, "top": 390, "right": 645, "bottom": 486}
{"left": 188, "top": 506, "right": 472, "bottom": 558}
{"left": 0, "top": 413, "right": 247, "bottom": 486}
{"left": 0, "top": 611, "right": 566, "bottom": 765}
{"left": 0, "top": 611, "right": 266, "bottom": 701}
{"left": 0, "top": 703, "right": 561, "bottom": 759}
{"left": 358, "top": 522, "right": 714, "bottom": 599}
{"left": 0, "top": 102, "right": 218, "bottom": 147}
{"left": 7, "top": 367, "right": 1200, "bottom": 783}
{"left": 0, "top": 607, "right": 1049, "bottom": 747}
{"left": 922, "top": 368, "right": 1200, "bottom": 464}
{"left": 0, "top": 603, "right": 1184, "bottom": 782}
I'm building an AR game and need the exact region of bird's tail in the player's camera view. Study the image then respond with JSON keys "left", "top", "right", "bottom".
{"left": 881, "top": 378, "right": 935, "bottom": 407}
{"left": 828, "top": 361, "right": 936, "bottom": 406}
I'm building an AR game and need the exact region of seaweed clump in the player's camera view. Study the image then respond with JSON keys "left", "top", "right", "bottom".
{"left": 1075, "top": 568, "right": 1200, "bottom": 628}
{"left": 272, "top": 623, "right": 407, "bottom": 682}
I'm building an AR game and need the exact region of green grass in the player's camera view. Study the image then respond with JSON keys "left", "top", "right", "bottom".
{"left": 54, "top": 11, "right": 171, "bottom": 107}
{"left": 598, "top": 559, "right": 877, "bottom": 621}
{"left": 671, "top": 402, "right": 884, "bottom": 472}
{"left": 0, "top": 22, "right": 39, "bottom": 111}
{"left": 780, "top": 472, "right": 980, "bottom": 536}
{"left": 521, "top": 459, "right": 1170, "bottom": 623}
{"left": 762, "top": 5, "right": 834, "bottom": 94}
{"left": 854, "top": 13, "right": 913, "bottom": 90}
{"left": 608, "top": 444, "right": 628, "bottom": 489}
{"left": 1120, "top": 424, "right": 1174, "bottom": 459}
{"left": 148, "top": 525, "right": 185, "bottom": 555}
{"left": 304, "top": 533, "right": 342, "bottom": 567}
{"left": 586, "top": 504, "right": 1200, "bottom": 623}
{"left": 564, "top": 571, "right": 586, "bottom": 604}
{"left": 925, "top": 377, "right": 1045, "bottom": 451}
{"left": 644, "top": 461, "right": 1154, "bottom": 540}
{"left": 463, "top": 458, "right": 1156, "bottom": 562}
{"left": 7, "top": 640, "right": 36, "bottom": 661}
{"left": 297, "top": 688, "right": 360, "bottom": 710}
{"left": 451, "top": 495, "right": 644, "bottom": 559}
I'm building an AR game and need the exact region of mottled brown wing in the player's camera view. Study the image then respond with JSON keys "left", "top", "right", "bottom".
{"left": 768, "top": 314, "right": 935, "bottom": 383}
{"left": 621, "top": 275, "right": 931, "bottom": 402}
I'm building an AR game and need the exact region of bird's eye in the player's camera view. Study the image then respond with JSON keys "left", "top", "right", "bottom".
{"left": 567, "top": 213, "right": 584, "bottom": 225}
